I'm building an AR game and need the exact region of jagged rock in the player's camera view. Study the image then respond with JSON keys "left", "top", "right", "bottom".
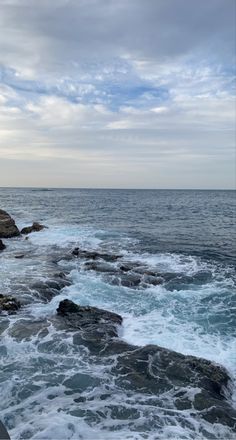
{"left": 0, "top": 239, "right": 6, "bottom": 251}
{"left": 72, "top": 247, "right": 122, "bottom": 262}
{"left": 57, "top": 299, "right": 122, "bottom": 340}
{"left": 0, "top": 209, "right": 20, "bottom": 238}
{"left": 0, "top": 294, "right": 21, "bottom": 314}
{"left": 21, "top": 222, "right": 47, "bottom": 234}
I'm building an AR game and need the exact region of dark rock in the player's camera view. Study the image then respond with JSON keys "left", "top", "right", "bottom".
{"left": 113, "top": 344, "right": 229, "bottom": 396}
{"left": 14, "top": 254, "right": 24, "bottom": 259}
{"left": 0, "top": 420, "right": 10, "bottom": 440}
{"left": 133, "top": 266, "right": 159, "bottom": 276}
{"left": 0, "top": 209, "right": 20, "bottom": 238}
{"left": 110, "top": 272, "right": 142, "bottom": 288}
{"left": 0, "top": 239, "right": 6, "bottom": 251}
{"left": 21, "top": 222, "right": 47, "bottom": 234}
{"left": 84, "top": 261, "right": 118, "bottom": 273}
{"left": 55, "top": 299, "right": 236, "bottom": 429}
{"left": 57, "top": 299, "right": 122, "bottom": 341}
{"left": 141, "top": 274, "right": 163, "bottom": 286}
{"left": 112, "top": 344, "right": 236, "bottom": 427}
{"left": 0, "top": 294, "right": 21, "bottom": 314}
{"left": 31, "top": 277, "right": 70, "bottom": 302}
{"left": 9, "top": 319, "right": 50, "bottom": 340}
{"left": 72, "top": 247, "right": 122, "bottom": 262}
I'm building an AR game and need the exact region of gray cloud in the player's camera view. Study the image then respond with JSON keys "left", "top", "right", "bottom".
{"left": 0, "top": 0, "right": 235, "bottom": 73}
{"left": 0, "top": 0, "right": 235, "bottom": 188}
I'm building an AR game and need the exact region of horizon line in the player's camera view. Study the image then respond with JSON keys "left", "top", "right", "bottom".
{"left": 0, "top": 186, "right": 235, "bottom": 191}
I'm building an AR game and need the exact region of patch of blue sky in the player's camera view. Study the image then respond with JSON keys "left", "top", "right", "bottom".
{"left": 0, "top": 62, "right": 170, "bottom": 111}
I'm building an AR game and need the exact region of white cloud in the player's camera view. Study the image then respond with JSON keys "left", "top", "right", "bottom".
{"left": 0, "top": 0, "right": 235, "bottom": 188}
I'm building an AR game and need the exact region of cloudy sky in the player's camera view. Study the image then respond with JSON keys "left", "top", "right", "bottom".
{"left": 0, "top": 0, "right": 235, "bottom": 188}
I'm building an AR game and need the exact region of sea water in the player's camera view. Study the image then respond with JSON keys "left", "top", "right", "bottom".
{"left": 0, "top": 188, "right": 235, "bottom": 439}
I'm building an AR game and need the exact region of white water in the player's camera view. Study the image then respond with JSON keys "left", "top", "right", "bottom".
{"left": 1, "top": 223, "right": 236, "bottom": 439}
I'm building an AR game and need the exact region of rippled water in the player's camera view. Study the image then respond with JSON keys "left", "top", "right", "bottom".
{"left": 0, "top": 188, "right": 235, "bottom": 439}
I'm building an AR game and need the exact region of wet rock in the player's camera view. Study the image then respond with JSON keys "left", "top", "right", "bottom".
{"left": 0, "top": 420, "right": 10, "bottom": 440}
{"left": 112, "top": 344, "right": 236, "bottom": 427}
{"left": 56, "top": 299, "right": 236, "bottom": 429}
{"left": 31, "top": 276, "right": 70, "bottom": 302}
{"left": 0, "top": 239, "right": 6, "bottom": 251}
{"left": 110, "top": 272, "right": 142, "bottom": 288}
{"left": 9, "top": 319, "right": 50, "bottom": 340}
{"left": 0, "top": 209, "right": 20, "bottom": 238}
{"left": 57, "top": 299, "right": 122, "bottom": 341}
{"left": 141, "top": 274, "right": 163, "bottom": 286}
{"left": 21, "top": 222, "right": 47, "bottom": 234}
{"left": 14, "top": 254, "right": 24, "bottom": 259}
{"left": 114, "top": 345, "right": 229, "bottom": 396}
{"left": 132, "top": 266, "right": 158, "bottom": 276}
{"left": 0, "top": 294, "right": 21, "bottom": 314}
{"left": 63, "top": 373, "right": 101, "bottom": 391}
{"left": 72, "top": 247, "right": 122, "bottom": 262}
{"left": 84, "top": 261, "right": 118, "bottom": 273}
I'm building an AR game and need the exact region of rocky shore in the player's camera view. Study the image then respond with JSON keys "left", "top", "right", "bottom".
{"left": 1, "top": 209, "right": 236, "bottom": 435}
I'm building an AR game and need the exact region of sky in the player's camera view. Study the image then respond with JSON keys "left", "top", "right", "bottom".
{"left": 0, "top": 0, "right": 235, "bottom": 189}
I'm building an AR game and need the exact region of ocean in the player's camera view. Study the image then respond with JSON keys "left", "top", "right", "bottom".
{"left": 0, "top": 188, "right": 235, "bottom": 439}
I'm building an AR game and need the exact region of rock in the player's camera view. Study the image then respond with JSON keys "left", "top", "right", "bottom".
{"left": 0, "top": 294, "right": 21, "bottom": 314}
{"left": 72, "top": 247, "right": 122, "bottom": 262}
{"left": 14, "top": 254, "right": 24, "bottom": 259}
{"left": 141, "top": 274, "right": 163, "bottom": 286}
{"left": 9, "top": 319, "right": 50, "bottom": 340}
{"left": 0, "top": 420, "right": 10, "bottom": 440}
{"left": 21, "top": 222, "right": 47, "bottom": 234}
{"left": 110, "top": 272, "right": 142, "bottom": 288}
{"left": 112, "top": 344, "right": 236, "bottom": 427}
{"left": 57, "top": 299, "right": 122, "bottom": 341}
{"left": 31, "top": 276, "right": 70, "bottom": 302}
{"left": 0, "top": 239, "right": 6, "bottom": 251}
{"left": 0, "top": 209, "right": 20, "bottom": 238}
{"left": 56, "top": 299, "right": 236, "bottom": 429}
{"left": 84, "top": 261, "right": 118, "bottom": 273}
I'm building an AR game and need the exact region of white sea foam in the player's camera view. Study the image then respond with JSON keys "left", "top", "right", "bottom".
{"left": 1, "top": 221, "right": 236, "bottom": 439}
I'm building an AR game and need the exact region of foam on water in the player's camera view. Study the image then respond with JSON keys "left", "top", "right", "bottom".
{"left": 0, "top": 209, "right": 235, "bottom": 439}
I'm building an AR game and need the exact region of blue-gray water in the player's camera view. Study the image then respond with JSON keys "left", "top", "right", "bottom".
{"left": 0, "top": 188, "right": 235, "bottom": 439}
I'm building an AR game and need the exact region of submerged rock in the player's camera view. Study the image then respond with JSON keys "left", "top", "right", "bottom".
{"left": 0, "top": 294, "right": 21, "bottom": 314}
{"left": 21, "top": 222, "right": 47, "bottom": 234}
{"left": 0, "top": 209, "right": 20, "bottom": 238}
{"left": 0, "top": 239, "right": 6, "bottom": 251}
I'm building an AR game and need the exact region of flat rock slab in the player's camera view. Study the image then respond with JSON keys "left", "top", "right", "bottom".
{"left": 0, "top": 209, "right": 20, "bottom": 238}
{"left": 113, "top": 345, "right": 236, "bottom": 428}
{"left": 55, "top": 299, "right": 236, "bottom": 430}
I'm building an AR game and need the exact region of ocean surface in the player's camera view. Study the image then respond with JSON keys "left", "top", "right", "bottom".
{"left": 0, "top": 188, "right": 235, "bottom": 439}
